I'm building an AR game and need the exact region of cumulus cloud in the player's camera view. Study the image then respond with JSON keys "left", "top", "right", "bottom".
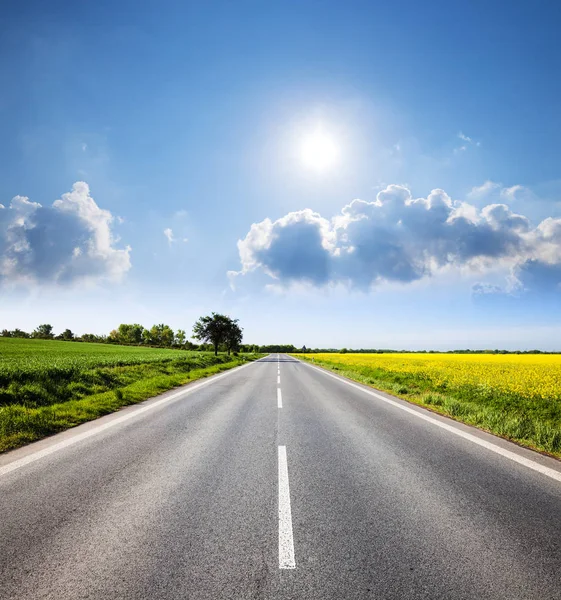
{"left": 232, "top": 184, "right": 561, "bottom": 294}
{"left": 0, "top": 182, "right": 131, "bottom": 287}
{"left": 514, "top": 259, "right": 561, "bottom": 293}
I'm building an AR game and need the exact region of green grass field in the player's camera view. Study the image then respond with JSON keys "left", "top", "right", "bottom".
{"left": 0, "top": 338, "right": 261, "bottom": 452}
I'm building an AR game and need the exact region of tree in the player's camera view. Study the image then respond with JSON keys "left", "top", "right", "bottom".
{"left": 82, "top": 333, "right": 101, "bottom": 343}
{"left": 118, "top": 323, "right": 144, "bottom": 345}
{"left": 61, "top": 329, "right": 75, "bottom": 341}
{"left": 146, "top": 323, "right": 174, "bottom": 346}
{"left": 225, "top": 319, "right": 243, "bottom": 355}
{"left": 161, "top": 325, "right": 174, "bottom": 347}
{"left": 176, "top": 329, "right": 186, "bottom": 347}
{"left": 119, "top": 324, "right": 132, "bottom": 343}
{"left": 32, "top": 324, "right": 54, "bottom": 339}
{"left": 149, "top": 324, "right": 162, "bottom": 345}
{"left": 0, "top": 328, "right": 30, "bottom": 338}
{"left": 12, "top": 329, "right": 30, "bottom": 338}
{"left": 192, "top": 313, "right": 233, "bottom": 356}
{"left": 258, "top": 344, "right": 296, "bottom": 353}
{"left": 141, "top": 328, "right": 151, "bottom": 345}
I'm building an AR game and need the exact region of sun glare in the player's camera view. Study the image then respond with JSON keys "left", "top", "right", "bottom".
{"left": 300, "top": 130, "right": 339, "bottom": 171}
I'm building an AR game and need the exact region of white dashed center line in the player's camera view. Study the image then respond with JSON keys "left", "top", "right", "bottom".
{"left": 278, "top": 445, "right": 296, "bottom": 569}
{"left": 277, "top": 388, "right": 283, "bottom": 409}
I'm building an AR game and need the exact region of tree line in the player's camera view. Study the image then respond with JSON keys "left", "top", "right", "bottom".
{"left": 1, "top": 313, "right": 255, "bottom": 355}
{"left": 293, "top": 347, "right": 554, "bottom": 355}
{"left": 4, "top": 325, "right": 546, "bottom": 354}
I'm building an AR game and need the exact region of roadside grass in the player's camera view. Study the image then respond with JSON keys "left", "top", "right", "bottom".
{"left": 0, "top": 342, "right": 262, "bottom": 452}
{"left": 296, "top": 355, "right": 561, "bottom": 459}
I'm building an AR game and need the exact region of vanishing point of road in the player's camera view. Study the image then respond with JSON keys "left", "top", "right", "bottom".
{"left": 1, "top": 355, "right": 561, "bottom": 599}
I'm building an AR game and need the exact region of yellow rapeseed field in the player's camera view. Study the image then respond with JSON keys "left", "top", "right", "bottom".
{"left": 301, "top": 353, "right": 561, "bottom": 401}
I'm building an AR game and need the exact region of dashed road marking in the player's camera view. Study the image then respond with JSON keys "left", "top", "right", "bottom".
{"left": 278, "top": 445, "right": 296, "bottom": 569}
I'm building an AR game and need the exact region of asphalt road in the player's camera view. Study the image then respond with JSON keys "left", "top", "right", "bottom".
{"left": 1, "top": 354, "right": 561, "bottom": 599}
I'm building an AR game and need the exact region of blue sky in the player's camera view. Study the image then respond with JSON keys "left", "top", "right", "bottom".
{"left": 1, "top": 0, "right": 561, "bottom": 349}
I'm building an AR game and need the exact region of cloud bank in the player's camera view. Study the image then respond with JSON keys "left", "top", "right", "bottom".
{"left": 0, "top": 182, "right": 131, "bottom": 286}
{"left": 232, "top": 184, "right": 561, "bottom": 294}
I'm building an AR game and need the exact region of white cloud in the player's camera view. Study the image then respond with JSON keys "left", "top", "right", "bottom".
{"left": 0, "top": 182, "right": 131, "bottom": 287}
{"left": 468, "top": 182, "right": 541, "bottom": 216}
{"left": 472, "top": 282, "right": 504, "bottom": 295}
{"left": 455, "top": 131, "right": 480, "bottom": 153}
{"left": 468, "top": 180, "right": 502, "bottom": 199}
{"left": 163, "top": 227, "right": 187, "bottom": 245}
{"left": 499, "top": 184, "right": 537, "bottom": 204}
{"left": 232, "top": 184, "right": 561, "bottom": 295}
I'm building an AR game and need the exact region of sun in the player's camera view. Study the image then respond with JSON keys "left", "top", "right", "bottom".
{"left": 300, "top": 130, "right": 339, "bottom": 171}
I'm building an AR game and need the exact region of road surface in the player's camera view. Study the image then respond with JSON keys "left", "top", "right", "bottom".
{"left": 1, "top": 354, "right": 561, "bottom": 599}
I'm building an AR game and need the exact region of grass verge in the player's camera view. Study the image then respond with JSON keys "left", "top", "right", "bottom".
{"left": 0, "top": 353, "right": 261, "bottom": 453}
{"left": 296, "top": 355, "right": 561, "bottom": 459}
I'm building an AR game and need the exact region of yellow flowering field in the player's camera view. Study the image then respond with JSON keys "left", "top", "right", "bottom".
{"left": 301, "top": 353, "right": 561, "bottom": 402}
